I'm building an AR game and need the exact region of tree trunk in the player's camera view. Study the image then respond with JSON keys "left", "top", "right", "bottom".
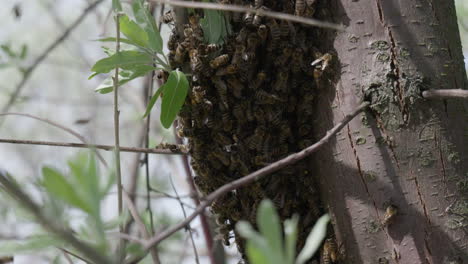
{"left": 313, "top": 0, "right": 468, "bottom": 263}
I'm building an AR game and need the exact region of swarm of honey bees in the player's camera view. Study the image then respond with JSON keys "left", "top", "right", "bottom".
{"left": 165, "top": 0, "right": 335, "bottom": 262}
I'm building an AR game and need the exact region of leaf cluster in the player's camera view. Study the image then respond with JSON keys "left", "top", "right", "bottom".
{"left": 236, "top": 200, "right": 330, "bottom": 264}
{"left": 90, "top": 0, "right": 188, "bottom": 129}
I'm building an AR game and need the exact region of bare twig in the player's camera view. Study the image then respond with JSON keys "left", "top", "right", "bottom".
{"left": 58, "top": 247, "right": 91, "bottom": 264}
{"left": 168, "top": 175, "right": 200, "bottom": 264}
{"left": 0, "top": 112, "right": 108, "bottom": 166}
{"left": 422, "top": 89, "right": 468, "bottom": 99}
{"left": 127, "top": 102, "right": 370, "bottom": 262}
{"left": 0, "top": 170, "right": 112, "bottom": 264}
{"left": 1, "top": 0, "right": 105, "bottom": 114}
{"left": 149, "top": 0, "right": 345, "bottom": 31}
{"left": 61, "top": 249, "right": 74, "bottom": 264}
{"left": 0, "top": 138, "right": 187, "bottom": 155}
{"left": 123, "top": 190, "right": 161, "bottom": 264}
{"left": 112, "top": 12, "right": 124, "bottom": 263}
{"left": 174, "top": 124, "right": 216, "bottom": 264}
{"left": 144, "top": 72, "right": 157, "bottom": 238}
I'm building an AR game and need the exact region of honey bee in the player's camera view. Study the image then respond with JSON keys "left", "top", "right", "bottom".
{"left": 212, "top": 149, "right": 231, "bottom": 166}
{"left": 230, "top": 153, "right": 250, "bottom": 175}
{"left": 161, "top": 10, "right": 174, "bottom": 24}
{"left": 252, "top": 6, "right": 268, "bottom": 27}
{"left": 306, "top": 0, "right": 317, "bottom": 7}
{"left": 274, "top": 46, "right": 293, "bottom": 67}
{"left": 298, "top": 124, "right": 313, "bottom": 137}
{"left": 246, "top": 33, "right": 260, "bottom": 51}
{"left": 272, "top": 71, "right": 289, "bottom": 93}
{"left": 321, "top": 238, "right": 338, "bottom": 264}
{"left": 255, "top": 89, "right": 283, "bottom": 104}
{"left": 188, "top": 13, "right": 201, "bottom": 30}
{"left": 212, "top": 77, "right": 229, "bottom": 109}
{"left": 267, "top": 19, "right": 281, "bottom": 50}
{"left": 210, "top": 54, "right": 230, "bottom": 69}
{"left": 174, "top": 43, "right": 187, "bottom": 64}
{"left": 235, "top": 27, "right": 249, "bottom": 44}
{"left": 204, "top": 116, "right": 216, "bottom": 129}
{"left": 250, "top": 71, "right": 268, "bottom": 90}
{"left": 291, "top": 48, "right": 304, "bottom": 73}
{"left": 226, "top": 77, "right": 244, "bottom": 98}
{"left": 257, "top": 24, "right": 268, "bottom": 42}
{"left": 189, "top": 49, "right": 203, "bottom": 72}
{"left": 266, "top": 108, "right": 282, "bottom": 126}
{"left": 243, "top": 11, "right": 254, "bottom": 26}
{"left": 207, "top": 153, "right": 224, "bottom": 170}
{"left": 215, "top": 64, "right": 238, "bottom": 76}
{"left": 206, "top": 43, "right": 223, "bottom": 53}
{"left": 279, "top": 20, "right": 291, "bottom": 37}
{"left": 232, "top": 103, "right": 246, "bottom": 122}
{"left": 278, "top": 122, "right": 292, "bottom": 143}
{"left": 191, "top": 85, "right": 205, "bottom": 104}
{"left": 298, "top": 139, "right": 313, "bottom": 149}
{"left": 222, "top": 112, "right": 233, "bottom": 131}
{"left": 167, "top": 32, "right": 178, "bottom": 51}
{"left": 241, "top": 100, "right": 255, "bottom": 121}
{"left": 295, "top": 0, "right": 306, "bottom": 16}
{"left": 213, "top": 132, "right": 233, "bottom": 146}
{"left": 231, "top": 45, "right": 246, "bottom": 66}
{"left": 382, "top": 205, "right": 398, "bottom": 226}
{"left": 245, "top": 126, "right": 266, "bottom": 150}
{"left": 311, "top": 53, "right": 333, "bottom": 71}
{"left": 215, "top": 223, "right": 234, "bottom": 246}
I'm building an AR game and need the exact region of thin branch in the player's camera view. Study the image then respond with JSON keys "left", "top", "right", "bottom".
{"left": 127, "top": 102, "right": 370, "bottom": 262}
{"left": 168, "top": 175, "right": 200, "bottom": 264}
{"left": 61, "top": 249, "right": 75, "bottom": 264}
{"left": 111, "top": 232, "right": 146, "bottom": 245}
{"left": 123, "top": 190, "right": 161, "bottom": 264}
{"left": 0, "top": 138, "right": 187, "bottom": 155}
{"left": 0, "top": 112, "right": 108, "bottom": 166}
{"left": 144, "top": 71, "right": 157, "bottom": 239}
{"left": 149, "top": 0, "right": 345, "bottom": 31}
{"left": 58, "top": 247, "right": 91, "bottom": 264}
{"left": 422, "top": 89, "right": 468, "bottom": 99}
{"left": 0, "top": 170, "right": 112, "bottom": 264}
{"left": 112, "top": 12, "right": 124, "bottom": 263}
{"left": 1, "top": 0, "right": 105, "bottom": 114}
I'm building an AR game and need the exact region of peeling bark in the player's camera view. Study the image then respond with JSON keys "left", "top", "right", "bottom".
{"left": 312, "top": 0, "right": 468, "bottom": 263}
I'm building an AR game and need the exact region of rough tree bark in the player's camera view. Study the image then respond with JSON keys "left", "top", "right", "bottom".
{"left": 313, "top": 0, "right": 468, "bottom": 263}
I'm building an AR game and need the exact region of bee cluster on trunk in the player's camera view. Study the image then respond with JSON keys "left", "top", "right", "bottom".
{"left": 167, "top": 0, "right": 333, "bottom": 261}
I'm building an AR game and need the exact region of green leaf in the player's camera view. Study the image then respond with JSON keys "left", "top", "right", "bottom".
{"left": 68, "top": 153, "right": 100, "bottom": 217}
{"left": 296, "top": 214, "right": 330, "bottom": 264}
{"left": 95, "top": 64, "right": 156, "bottom": 94}
{"left": 142, "top": 82, "right": 165, "bottom": 117}
{"left": 95, "top": 37, "right": 144, "bottom": 47}
{"left": 42, "top": 167, "right": 92, "bottom": 214}
{"left": 0, "top": 44, "right": 16, "bottom": 58}
{"left": 132, "top": 0, "right": 163, "bottom": 53}
{"left": 237, "top": 221, "right": 279, "bottom": 264}
{"left": 200, "top": 9, "right": 223, "bottom": 44}
{"left": 112, "top": 0, "right": 122, "bottom": 11}
{"left": 0, "top": 235, "right": 63, "bottom": 256}
{"left": 257, "top": 200, "right": 284, "bottom": 261}
{"left": 160, "top": 70, "right": 189, "bottom": 128}
{"left": 284, "top": 215, "right": 299, "bottom": 264}
{"left": 119, "top": 15, "right": 149, "bottom": 48}
{"left": 246, "top": 241, "right": 269, "bottom": 264}
{"left": 19, "top": 44, "right": 28, "bottom": 59}
{"left": 90, "top": 50, "right": 152, "bottom": 77}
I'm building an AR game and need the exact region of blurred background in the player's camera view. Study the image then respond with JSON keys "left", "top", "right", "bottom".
{"left": 0, "top": 0, "right": 467, "bottom": 263}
